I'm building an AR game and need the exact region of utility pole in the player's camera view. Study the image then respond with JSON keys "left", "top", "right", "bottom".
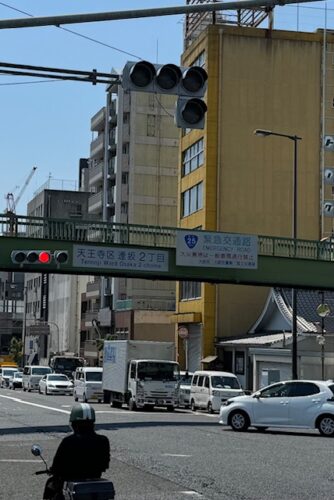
{"left": 0, "top": 0, "right": 324, "bottom": 30}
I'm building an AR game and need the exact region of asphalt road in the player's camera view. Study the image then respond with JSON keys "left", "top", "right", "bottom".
{"left": 0, "top": 387, "right": 334, "bottom": 500}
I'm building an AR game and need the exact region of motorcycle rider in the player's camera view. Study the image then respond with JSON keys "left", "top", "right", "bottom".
{"left": 43, "top": 403, "right": 110, "bottom": 500}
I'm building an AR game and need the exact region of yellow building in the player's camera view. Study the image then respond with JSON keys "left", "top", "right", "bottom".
{"left": 173, "top": 24, "right": 334, "bottom": 372}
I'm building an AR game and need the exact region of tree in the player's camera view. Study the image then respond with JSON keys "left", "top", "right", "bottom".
{"left": 9, "top": 337, "right": 23, "bottom": 365}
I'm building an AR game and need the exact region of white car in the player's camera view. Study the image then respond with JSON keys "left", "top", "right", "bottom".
{"left": 39, "top": 374, "right": 74, "bottom": 395}
{"left": 219, "top": 380, "right": 334, "bottom": 437}
{"left": 1, "top": 368, "right": 19, "bottom": 388}
{"left": 9, "top": 371, "right": 23, "bottom": 390}
{"left": 178, "top": 371, "right": 193, "bottom": 408}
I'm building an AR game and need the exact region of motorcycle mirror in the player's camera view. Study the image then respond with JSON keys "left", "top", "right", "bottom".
{"left": 31, "top": 444, "right": 42, "bottom": 457}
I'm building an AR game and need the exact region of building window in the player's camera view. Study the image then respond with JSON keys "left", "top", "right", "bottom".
{"left": 122, "top": 173, "right": 129, "bottom": 184}
{"left": 121, "top": 202, "right": 128, "bottom": 214}
{"left": 235, "top": 351, "right": 244, "bottom": 375}
{"left": 147, "top": 114, "right": 156, "bottom": 137}
{"left": 182, "top": 139, "right": 204, "bottom": 176}
{"left": 181, "top": 182, "right": 203, "bottom": 217}
{"left": 179, "top": 281, "right": 201, "bottom": 300}
{"left": 191, "top": 51, "right": 206, "bottom": 68}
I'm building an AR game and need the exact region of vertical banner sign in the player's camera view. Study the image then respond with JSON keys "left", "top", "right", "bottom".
{"left": 176, "top": 230, "right": 258, "bottom": 269}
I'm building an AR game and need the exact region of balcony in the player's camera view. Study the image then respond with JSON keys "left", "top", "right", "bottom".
{"left": 90, "top": 133, "right": 104, "bottom": 159}
{"left": 89, "top": 161, "right": 104, "bottom": 186}
{"left": 88, "top": 191, "right": 103, "bottom": 213}
{"left": 91, "top": 107, "right": 106, "bottom": 132}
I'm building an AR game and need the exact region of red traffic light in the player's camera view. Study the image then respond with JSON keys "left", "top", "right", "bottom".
{"left": 38, "top": 251, "right": 51, "bottom": 264}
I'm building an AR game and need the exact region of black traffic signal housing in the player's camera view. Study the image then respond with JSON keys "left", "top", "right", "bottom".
{"left": 121, "top": 60, "right": 208, "bottom": 129}
{"left": 11, "top": 250, "right": 69, "bottom": 266}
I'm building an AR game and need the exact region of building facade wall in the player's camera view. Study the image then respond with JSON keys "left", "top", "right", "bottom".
{"left": 175, "top": 25, "right": 325, "bottom": 370}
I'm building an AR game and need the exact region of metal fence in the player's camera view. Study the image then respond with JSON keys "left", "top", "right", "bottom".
{"left": 0, "top": 213, "right": 332, "bottom": 262}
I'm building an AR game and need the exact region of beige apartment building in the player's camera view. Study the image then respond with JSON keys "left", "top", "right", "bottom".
{"left": 81, "top": 85, "right": 179, "bottom": 357}
{"left": 173, "top": 21, "right": 334, "bottom": 372}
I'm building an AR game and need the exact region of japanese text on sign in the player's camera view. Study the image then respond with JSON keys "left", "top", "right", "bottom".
{"left": 73, "top": 245, "right": 169, "bottom": 272}
{"left": 176, "top": 230, "right": 258, "bottom": 269}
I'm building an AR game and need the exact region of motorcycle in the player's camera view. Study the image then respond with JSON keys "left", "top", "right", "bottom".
{"left": 31, "top": 444, "right": 115, "bottom": 499}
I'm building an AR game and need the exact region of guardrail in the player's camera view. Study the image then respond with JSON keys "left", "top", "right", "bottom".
{"left": 0, "top": 213, "right": 332, "bottom": 262}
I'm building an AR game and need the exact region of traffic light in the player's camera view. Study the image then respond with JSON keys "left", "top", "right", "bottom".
{"left": 175, "top": 97, "right": 207, "bottom": 130}
{"left": 121, "top": 60, "right": 208, "bottom": 129}
{"left": 11, "top": 250, "right": 69, "bottom": 265}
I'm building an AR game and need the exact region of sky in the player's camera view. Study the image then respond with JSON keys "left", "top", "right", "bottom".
{"left": 0, "top": 0, "right": 334, "bottom": 214}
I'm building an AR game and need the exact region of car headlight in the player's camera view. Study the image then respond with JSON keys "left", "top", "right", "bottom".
{"left": 223, "top": 399, "right": 234, "bottom": 407}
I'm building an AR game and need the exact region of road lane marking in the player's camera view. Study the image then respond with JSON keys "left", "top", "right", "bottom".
{"left": 0, "top": 394, "right": 70, "bottom": 414}
{"left": 179, "top": 492, "right": 202, "bottom": 497}
{"left": 162, "top": 454, "right": 192, "bottom": 457}
{"left": 0, "top": 459, "right": 41, "bottom": 463}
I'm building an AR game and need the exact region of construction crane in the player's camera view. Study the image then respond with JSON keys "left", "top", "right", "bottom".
{"left": 6, "top": 165, "right": 37, "bottom": 214}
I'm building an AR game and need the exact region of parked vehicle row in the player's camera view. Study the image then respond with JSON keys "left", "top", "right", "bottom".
{"left": 0, "top": 364, "right": 104, "bottom": 402}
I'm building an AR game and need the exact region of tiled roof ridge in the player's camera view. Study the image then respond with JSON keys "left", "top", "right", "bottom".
{"left": 273, "top": 288, "right": 317, "bottom": 333}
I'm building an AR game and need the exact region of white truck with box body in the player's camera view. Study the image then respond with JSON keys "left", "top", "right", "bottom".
{"left": 102, "top": 340, "right": 180, "bottom": 411}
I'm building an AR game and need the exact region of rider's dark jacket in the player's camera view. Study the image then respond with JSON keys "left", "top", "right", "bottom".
{"left": 50, "top": 429, "right": 110, "bottom": 480}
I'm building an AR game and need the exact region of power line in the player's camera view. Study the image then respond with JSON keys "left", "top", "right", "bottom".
{"left": 0, "top": 1, "right": 141, "bottom": 59}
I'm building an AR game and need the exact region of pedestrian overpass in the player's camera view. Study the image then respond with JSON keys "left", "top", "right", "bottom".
{"left": 0, "top": 213, "right": 333, "bottom": 290}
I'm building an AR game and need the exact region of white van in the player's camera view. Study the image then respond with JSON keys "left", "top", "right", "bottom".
{"left": 74, "top": 367, "right": 103, "bottom": 403}
{"left": 190, "top": 370, "right": 244, "bottom": 413}
{"left": 22, "top": 365, "right": 52, "bottom": 392}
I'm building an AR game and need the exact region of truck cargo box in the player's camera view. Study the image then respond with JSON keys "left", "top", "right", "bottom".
{"left": 102, "top": 340, "right": 175, "bottom": 394}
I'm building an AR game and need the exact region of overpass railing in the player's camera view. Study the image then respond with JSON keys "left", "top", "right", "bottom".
{"left": 0, "top": 213, "right": 332, "bottom": 262}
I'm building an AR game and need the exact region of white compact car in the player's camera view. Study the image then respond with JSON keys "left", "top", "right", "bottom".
{"left": 219, "top": 379, "right": 334, "bottom": 436}
{"left": 39, "top": 374, "right": 74, "bottom": 395}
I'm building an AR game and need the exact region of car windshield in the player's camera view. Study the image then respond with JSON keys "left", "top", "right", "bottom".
{"left": 328, "top": 384, "right": 334, "bottom": 395}
{"left": 32, "top": 367, "right": 52, "bottom": 376}
{"left": 180, "top": 373, "right": 193, "bottom": 385}
{"left": 137, "top": 362, "right": 179, "bottom": 382}
{"left": 48, "top": 375, "right": 69, "bottom": 381}
{"left": 86, "top": 372, "right": 102, "bottom": 382}
{"left": 14, "top": 372, "right": 22, "bottom": 379}
{"left": 211, "top": 376, "right": 241, "bottom": 389}
{"left": 3, "top": 369, "right": 17, "bottom": 376}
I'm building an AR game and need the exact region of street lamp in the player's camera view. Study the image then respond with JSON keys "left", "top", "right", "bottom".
{"left": 254, "top": 129, "right": 302, "bottom": 380}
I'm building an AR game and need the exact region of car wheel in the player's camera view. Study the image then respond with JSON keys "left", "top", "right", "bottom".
{"left": 190, "top": 399, "right": 197, "bottom": 412}
{"left": 229, "top": 410, "right": 250, "bottom": 432}
{"left": 166, "top": 405, "right": 174, "bottom": 412}
{"left": 207, "top": 402, "right": 214, "bottom": 414}
{"left": 27, "top": 385, "right": 31, "bottom": 392}
{"left": 23, "top": 386, "right": 26, "bottom": 392}
{"left": 318, "top": 415, "right": 334, "bottom": 437}
{"left": 129, "top": 397, "right": 137, "bottom": 411}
